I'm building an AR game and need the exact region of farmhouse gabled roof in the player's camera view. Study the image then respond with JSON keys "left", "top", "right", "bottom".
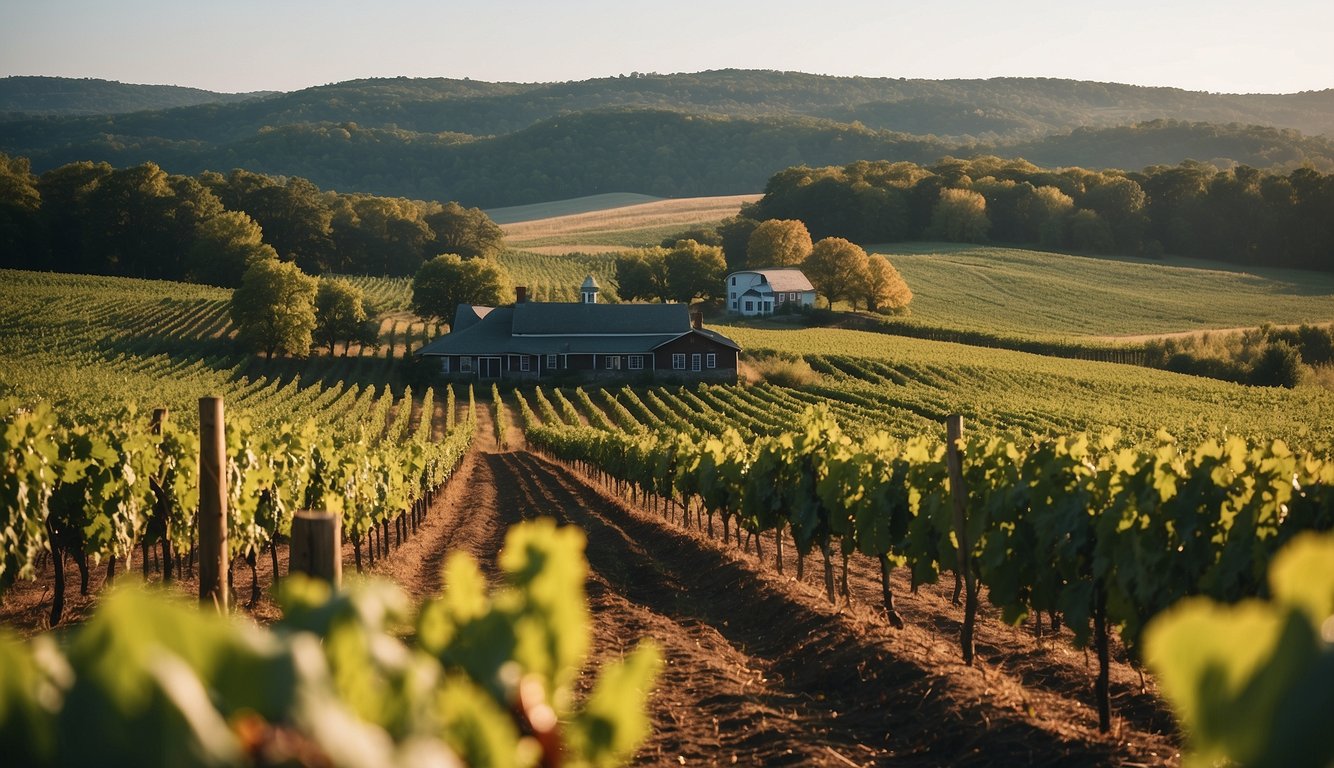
{"left": 451, "top": 304, "right": 493, "bottom": 333}
{"left": 511, "top": 302, "right": 691, "bottom": 336}
{"left": 729, "top": 268, "right": 815, "bottom": 293}
{"left": 416, "top": 301, "right": 738, "bottom": 356}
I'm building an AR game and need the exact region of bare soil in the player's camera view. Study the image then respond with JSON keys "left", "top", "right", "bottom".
{"left": 0, "top": 404, "right": 1181, "bottom": 766}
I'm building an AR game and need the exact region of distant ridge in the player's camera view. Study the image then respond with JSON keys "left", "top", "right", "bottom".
{"left": 3, "top": 71, "right": 1334, "bottom": 207}
{"left": 0, "top": 75, "right": 273, "bottom": 116}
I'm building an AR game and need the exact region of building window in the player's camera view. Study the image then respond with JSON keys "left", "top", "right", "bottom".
{"left": 460, "top": 357, "right": 473, "bottom": 373}
{"left": 744, "top": 300, "right": 753, "bottom": 312}
{"left": 790, "top": 292, "right": 797, "bottom": 301}
{"left": 606, "top": 355, "right": 621, "bottom": 370}
{"left": 706, "top": 353, "right": 716, "bottom": 369}
{"left": 520, "top": 356, "right": 530, "bottom": 372}
{"left": 731, "top": 300, "right": 738, "bottom": 309}
{"left": 691, "top": 353, "right": 702, "bottom": 372}
{"left": 440, "top": 357, "right": 450, "bottom": 373}
{"left": 672, "top": 353, "right": 686, "bottom": 370}
{"left": 776, "top": 293, "right": 785, "bottom": 302}
{"left": 546, "top": 354, "right": 558, "bottom": 369}
{"left": 730, "top": 276, "right": 736, "bottom": 286}
{"left": 628, "top": 355, "right": 643, "bottom": 370}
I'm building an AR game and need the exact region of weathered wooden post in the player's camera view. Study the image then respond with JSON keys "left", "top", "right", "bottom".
{"left": 199, "top": 397, "right": 229, "bottom": 611}
{"left": 289, "top": 511, "right": 342, "bottom": 588}
{"left": 147, "top": 408, "right": 169, "bottom": 580}
{"left": 946, "top": 414, "right": 977, "bottom": 666}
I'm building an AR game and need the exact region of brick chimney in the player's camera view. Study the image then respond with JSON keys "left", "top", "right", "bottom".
{"left": 516, "top": 286, "right": 528, "bottom": 304}
{"left": 690, "top": 311, "right": 703, "bottom": 329}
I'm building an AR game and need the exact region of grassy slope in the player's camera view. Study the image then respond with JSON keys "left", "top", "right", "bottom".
{"left": 873, "top": 243, "right": 1334, "bottom": 340}
{"left": 485, "top": 193, "right": 662, "bottom": 225}
{"left": 0, "top": 270, "right": 414, "bottom": 425}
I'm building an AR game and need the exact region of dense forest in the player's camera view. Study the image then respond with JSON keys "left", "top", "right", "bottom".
{"left": 0, "top": 75, "right": 270, "bottom": 116}
{"left": 751, "top": 157, "right": 1334, "bottom": 270}
{"left": 3, "top": 72, "right": 1334, "bottom": 207}
{"left": 0, "top": 153, "right": 502, "bottom": 284}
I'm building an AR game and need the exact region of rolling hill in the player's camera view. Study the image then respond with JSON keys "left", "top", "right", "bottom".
{"left": 0, "top": 75, "right": 272, "bottom": 116}
{"left": 4, "top": 71, "right": 1334, "bottom": 207}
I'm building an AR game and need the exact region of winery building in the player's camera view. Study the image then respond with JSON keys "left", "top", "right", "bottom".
{"left": 415, "top": 277, "right": 740, "bottom": 382}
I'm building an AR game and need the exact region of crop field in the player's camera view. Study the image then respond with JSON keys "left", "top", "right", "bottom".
{"left": 484, "top": 192, "right": 664, "bottom": 224}
{"left": 717, "top": 323, "right": 1334, "bottom": 447}
{"left": 501, "top": 193, "right": 759, "bottom": 251}
{"left": 5, "top": 235, "right": 1330, "bottom": 766}
{"left": 875, "top": 243, "right": 1334, "bottom": 340}
{"left": 0, "top": 270, "right": 421, "bottom": 422}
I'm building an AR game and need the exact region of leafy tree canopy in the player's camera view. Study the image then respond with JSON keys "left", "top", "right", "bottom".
{"left": 803, "top": 237, "right": 870, "bottom": 308}
{"left": 746, "top": 218, "right": 812, "bottom": 269}
{"left": 314, "top": 277, "right": 378, "bottom": 356}
{"left": 230, "top": 257, "right": 318, "bottom": 359}
{"left": 411, "top": 254, "right": 511, "bottom": 323}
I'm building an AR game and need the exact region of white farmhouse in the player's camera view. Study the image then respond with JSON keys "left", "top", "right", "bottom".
{"left": 725, "top": 268, "right": 817, "bottom": 316}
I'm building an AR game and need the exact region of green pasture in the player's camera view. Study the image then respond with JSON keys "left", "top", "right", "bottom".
{"left": 872, "top": 244, "right": 1334, "bottom": 340}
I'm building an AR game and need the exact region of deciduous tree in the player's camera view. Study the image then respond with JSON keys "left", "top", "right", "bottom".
{"left": 664, "top": 239, "right": 726, "bottom": 303}
{"left": 864, "top": 254, "right": 913, "bottom": 314}
{"left": 746, "top": 219, "right": 812, "bottom": 268}
{"left": 184, "top": 210, "right": 277, "bottom": 287}
{"left": 315, "top": 278, "right": 379, "bottom": 356}
{"left": 230, "top": 258, "right": 318, "bottom": 359}
{"left": 411, "top": 254, "right": 511, "bottom": 323}
{"left": 424, "top": 201, "right": 505, "bottom": 260}
{"left": 614, "top": 247, "right": 671, "bottom": 303}
{"left": 803, "top": 237, "right": 869, "bottom": 308}
{"left": 929, "top": 188, "right": 989, "bottom": 242}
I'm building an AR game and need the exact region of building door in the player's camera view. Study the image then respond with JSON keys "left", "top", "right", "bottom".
{"left": 479, "top": 356, "right": 502, "bottom": 379}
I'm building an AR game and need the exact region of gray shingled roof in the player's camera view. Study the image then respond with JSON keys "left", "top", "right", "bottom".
{"left": 511, "top": 302, "right": 690, "bottom": 335}
{"left": 729, "top": 268, "right": 815, "bottom": 293}
{"left": 450, "top": 304, "right": 493, "bottom": 333}
{"left": 416, "top": 301, "right": 739, "bottom": 357}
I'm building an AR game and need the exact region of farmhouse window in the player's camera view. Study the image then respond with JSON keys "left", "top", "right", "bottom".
{"left": 440, "top": 357, "right": 450, "bottom": 373}
{"left": 607, "top": 355, "right": 621, "bottom": 370}
{"left": 691, "top": 353, "right": 702, "bottom": 372}
{"left": 730, "top": 276, "right": 736, "bottom": 286}
{"left": 628, "top": 355, "right": 643, "bottom": 370}
{"left": 672, "top": 353, "right": 686, "bottom": 370}
{"left": 777, "top": 293, "right": 785, "bottom": 302}
{"left": 520, "top": 356, "right": 530, "bottom": 372}
{"left": 790, "top": 292, "right": 797, "bottom": 301}
{"left": 546, "top": 354, "right": 558, "bottom": 369}
{"left": 744, "top": 300, "right": 753, "bottom": 312}
{"left": 731, "top": 300, "right": 738, "bottom": 309}
{"left": 706, "top": 353, "right": 716, "bottom": 369}
{"left": 460, "top": 357, "right": 473, "bottom": 373}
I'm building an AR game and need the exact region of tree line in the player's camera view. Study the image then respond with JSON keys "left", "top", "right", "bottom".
{"left": 8, "top": 106, "right": 1334, "bottom": 209}
{"left": 615, "top": 218, "right": 912, "bottom": 314}
{"left": 751, "top": 156, "right": 1334, "bottom": 271}
{"left": 0, "top": 153, "right": 504, "bottom": 286}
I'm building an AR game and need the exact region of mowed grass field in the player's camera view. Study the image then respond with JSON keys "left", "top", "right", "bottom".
{"left": 873, "top": 243, "right": 1334, "bottom": 340}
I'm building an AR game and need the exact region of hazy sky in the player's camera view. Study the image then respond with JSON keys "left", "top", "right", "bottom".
{"left": 4, "top": 0, "right": 1332, "bottom": 95}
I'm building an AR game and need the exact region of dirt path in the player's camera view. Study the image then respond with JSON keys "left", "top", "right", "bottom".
{"left": 0, "top": 401, "right": 1180, "bottom": 765}
{"left": 450, "top": 438, "right": 1176, "bottom": 766}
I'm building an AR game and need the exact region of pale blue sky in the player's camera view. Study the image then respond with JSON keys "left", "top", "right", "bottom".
{"left": 3, "top": 0, "right": 1331, "bottom": 94}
